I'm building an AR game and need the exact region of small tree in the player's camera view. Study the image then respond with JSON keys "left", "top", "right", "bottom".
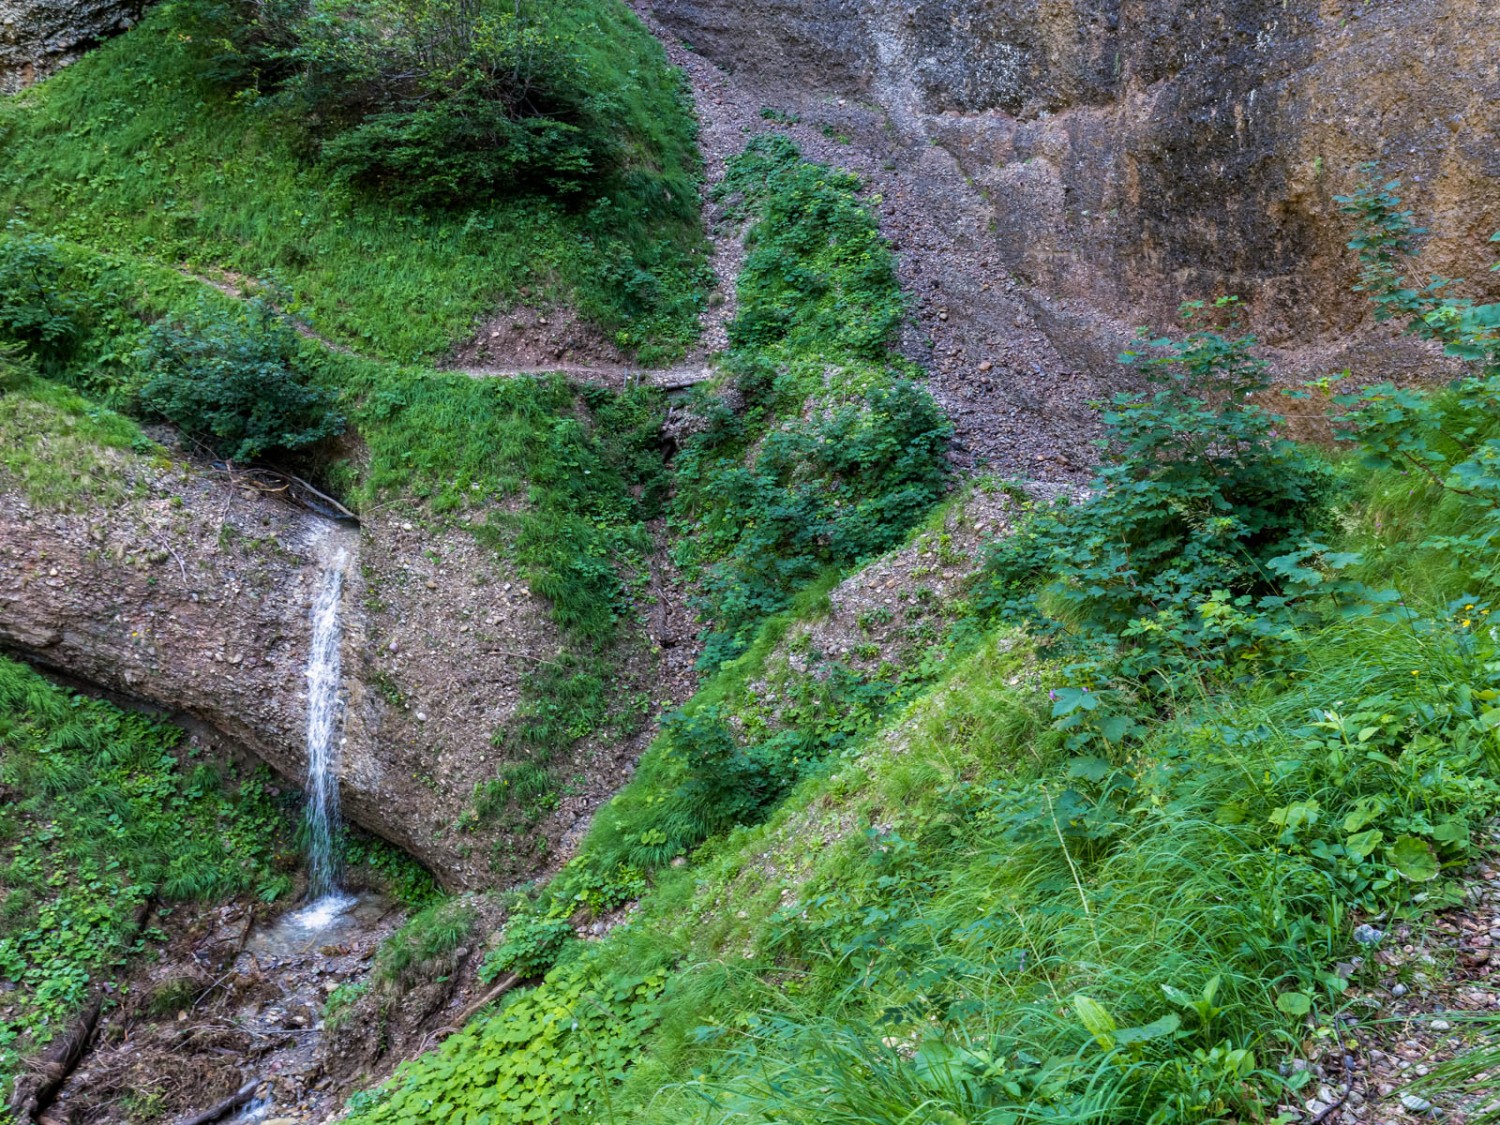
{"left": 979, "top": 298, "right": 1337, "bottom": 685}
{"left": 137, "top": 298, "right": 343, "bottom": 462}
{"left": 0, "top": 230, "right": 81, "bottom": 360}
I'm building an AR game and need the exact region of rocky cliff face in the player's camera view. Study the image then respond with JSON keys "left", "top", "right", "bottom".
{"left": 0, "top": 0, "right": 149, "bottom": 92}
{"left": 647, "top": 0, "right": 1500, "bottom": 374}
{"left": 0, "top": 436, "right": 647, "bottom": 890}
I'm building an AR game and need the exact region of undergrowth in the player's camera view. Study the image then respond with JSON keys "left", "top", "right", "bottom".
{"left": 340, "top": 184, "right": 1500, "bottom": 1125}
{"left": 671, "top": 134, "right": 951, "bottom": 669}
{"left": 0, "top": 658, "right": 297, "bottom": 1108}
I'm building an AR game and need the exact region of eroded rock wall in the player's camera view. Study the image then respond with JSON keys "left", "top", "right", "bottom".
{"left": 649, "top": 0, "right": 1500, "bottom": 370}
{"left": 0, "top": 439, "right": 612, "bottom": 890}
{"left": 0, "top": 0, "right": 150, "bottom": 92}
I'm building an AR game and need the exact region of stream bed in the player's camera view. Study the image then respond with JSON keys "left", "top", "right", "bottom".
{"left": 44, "top": 890, "right": 403, "bottom": 1125}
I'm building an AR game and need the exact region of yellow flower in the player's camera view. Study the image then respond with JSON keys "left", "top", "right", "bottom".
{"left": 1411, "top": 669, "right": 1421, "bottom": 676}
{"left": 1463, "top": 619, "right": 1473, "bottom": 628}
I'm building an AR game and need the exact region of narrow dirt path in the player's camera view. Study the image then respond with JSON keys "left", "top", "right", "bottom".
{"left": 452, "top": 362, "right": 712, "bottom": 391}
{"left": 631, "top": 1, "right": 1104, "bottom": 481}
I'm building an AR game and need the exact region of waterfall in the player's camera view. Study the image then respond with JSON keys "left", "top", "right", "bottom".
{"left": 303, "top": 547, "right": 347, "bottom": 901}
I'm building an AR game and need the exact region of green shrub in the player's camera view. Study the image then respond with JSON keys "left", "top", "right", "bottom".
{"left": 0, "top": 230, "right": 80, "bottom": 360}
{"left": 977, "top": 298, "right": 1337, "bottom": 706}
{"left": 137, "top": 297, "right": 344, "bottom": 462}
{"left": 203, "top": 0, "right": 622, "bottom": 207}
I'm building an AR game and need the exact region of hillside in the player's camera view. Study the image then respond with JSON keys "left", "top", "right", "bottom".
{"left": 1, "top": 1, "right": 1499, "bottom": 1124}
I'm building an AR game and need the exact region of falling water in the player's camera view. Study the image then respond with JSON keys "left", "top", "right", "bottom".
{"left": 303, "top": 547, "right": 348, "bottom": 902}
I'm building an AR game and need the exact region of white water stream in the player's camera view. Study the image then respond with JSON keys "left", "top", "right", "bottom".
{"left": 284, "top": 546, "right": 355, "bottom": 935}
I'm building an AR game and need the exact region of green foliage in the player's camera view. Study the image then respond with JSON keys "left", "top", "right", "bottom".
{"left": 481, "top": 913, "right": 577, "bottom": 981}
{"left": 0, "top": 0, "right": 708, "bottom": 363}
{"left": 137, "top": 297, "right": 344, "bottom": 462}
{"left": 1337, "top": 173, "right": 1500, "bottom": 369}
{"left": 0, "top": 657, "right": 296, "bottom": 1103}
{"left": 1328, "top": 178, "right": 1500, "bottom": 597}
{"left": 340, "top": 193, "right": 1500, "bottom": 1125}
{"left": 341, "top": 828, "right": 444, "bottom": 910}
{"left": 349, "top": 952, "right": 668, "bottom": 1124}
{"left": 0, "top": 229, "right": 81, "bottom": 361}
{"left": 262, "top": 0, "right": 623, "bottom": 206}
{"left": 674, "top": 136, "right": 951, "bottom": 668}
{"left": 977, "top": 298, "right": 1337, "bottom": 727}
{"left": 374, "top": 897, "right": 478, "bottom": 991}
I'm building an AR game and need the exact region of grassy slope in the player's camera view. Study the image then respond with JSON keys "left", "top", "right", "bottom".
{"left": 0, "top": 0, "right": 709, "bottom": 364}
{"left": 0, "top": 0, "right": 715, "bottom": 856}
{"left": 342, "top": 450, "right": 1500, "bottom": 1124}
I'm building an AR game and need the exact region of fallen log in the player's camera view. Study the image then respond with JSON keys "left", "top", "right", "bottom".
{"left": 178, "top": 1078, "right": 260, "bottom": 1125}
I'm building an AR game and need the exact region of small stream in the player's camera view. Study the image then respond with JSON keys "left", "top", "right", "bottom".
{"left": 303, "top": 546, "right": 348, "bottom": 902}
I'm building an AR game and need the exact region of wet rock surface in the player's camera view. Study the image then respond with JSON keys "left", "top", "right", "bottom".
{"left": 39, "top": 895, "right": 405, "bottom": 1125}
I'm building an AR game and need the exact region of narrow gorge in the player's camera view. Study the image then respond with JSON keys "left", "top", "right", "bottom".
{"left": 1, "top": 0, "right": 1498, "bottom": 1122}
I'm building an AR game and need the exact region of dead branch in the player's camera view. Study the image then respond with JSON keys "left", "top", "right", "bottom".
{"left": 178, "top": 1078, "right": 260, "bottom": 1125}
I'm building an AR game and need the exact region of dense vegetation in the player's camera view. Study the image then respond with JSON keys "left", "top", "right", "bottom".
{"left": 192, "top": 0, "right": 630, "bottom": 207}
{"left": 0, "top": 658, "right": 298, "bottom": 1106}
{"left": 672, "top": 135, "right": 951, "bottom": 669}
{"left": 338, "top": 190, "right": 1500, "bottom": 1124}
{"left": 0, "top": 0, "right": 708, "bottom": 363}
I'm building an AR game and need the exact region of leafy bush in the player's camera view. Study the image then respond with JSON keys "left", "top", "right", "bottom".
{"left": 0, "top": 230, "right": 81, "bottom": 361}
{"left": 978, "top": 298, "right": 1337, "bottom": 703}
{"left": 137, "top": 298, "right": 344, "bottom": 462}
{"left": 202, "top": 0, "right": 622, "bottom": 207}
{"left": 481, "top": 913, "right": 577, "bottom": 981}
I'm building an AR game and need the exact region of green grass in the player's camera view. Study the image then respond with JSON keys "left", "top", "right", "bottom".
{"left": 0, "top": 0, "right": 709, "bottom": 364}
{"left": 341, "top": 474, "right": 1500, "bottom": 1122}
{"left": 0, "top": 366, "right": 152, "bottom": 510}
{"left": 0, "top": 657, "right": 299, "bottom": 1106}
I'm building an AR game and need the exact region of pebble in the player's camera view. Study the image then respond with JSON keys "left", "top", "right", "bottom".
{"left": 1391, "top": 983, "right": 1408, "bottom": 997}
{"left": 1399, "top": 1093, "right": 1434, "bottom": 1113}
{"left": 1353, "top": 923, "right": 1385, "bottom": 944}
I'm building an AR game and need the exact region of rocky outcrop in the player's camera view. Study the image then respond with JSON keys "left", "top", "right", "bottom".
{"left": 646, "top": 0, "right": 1500, "bottom": 375}
{"left": 0, "top": 430, "right": 649, "bottom": 889}
{"left": 0, "top": 0, "right": 150, "bottom": 93}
